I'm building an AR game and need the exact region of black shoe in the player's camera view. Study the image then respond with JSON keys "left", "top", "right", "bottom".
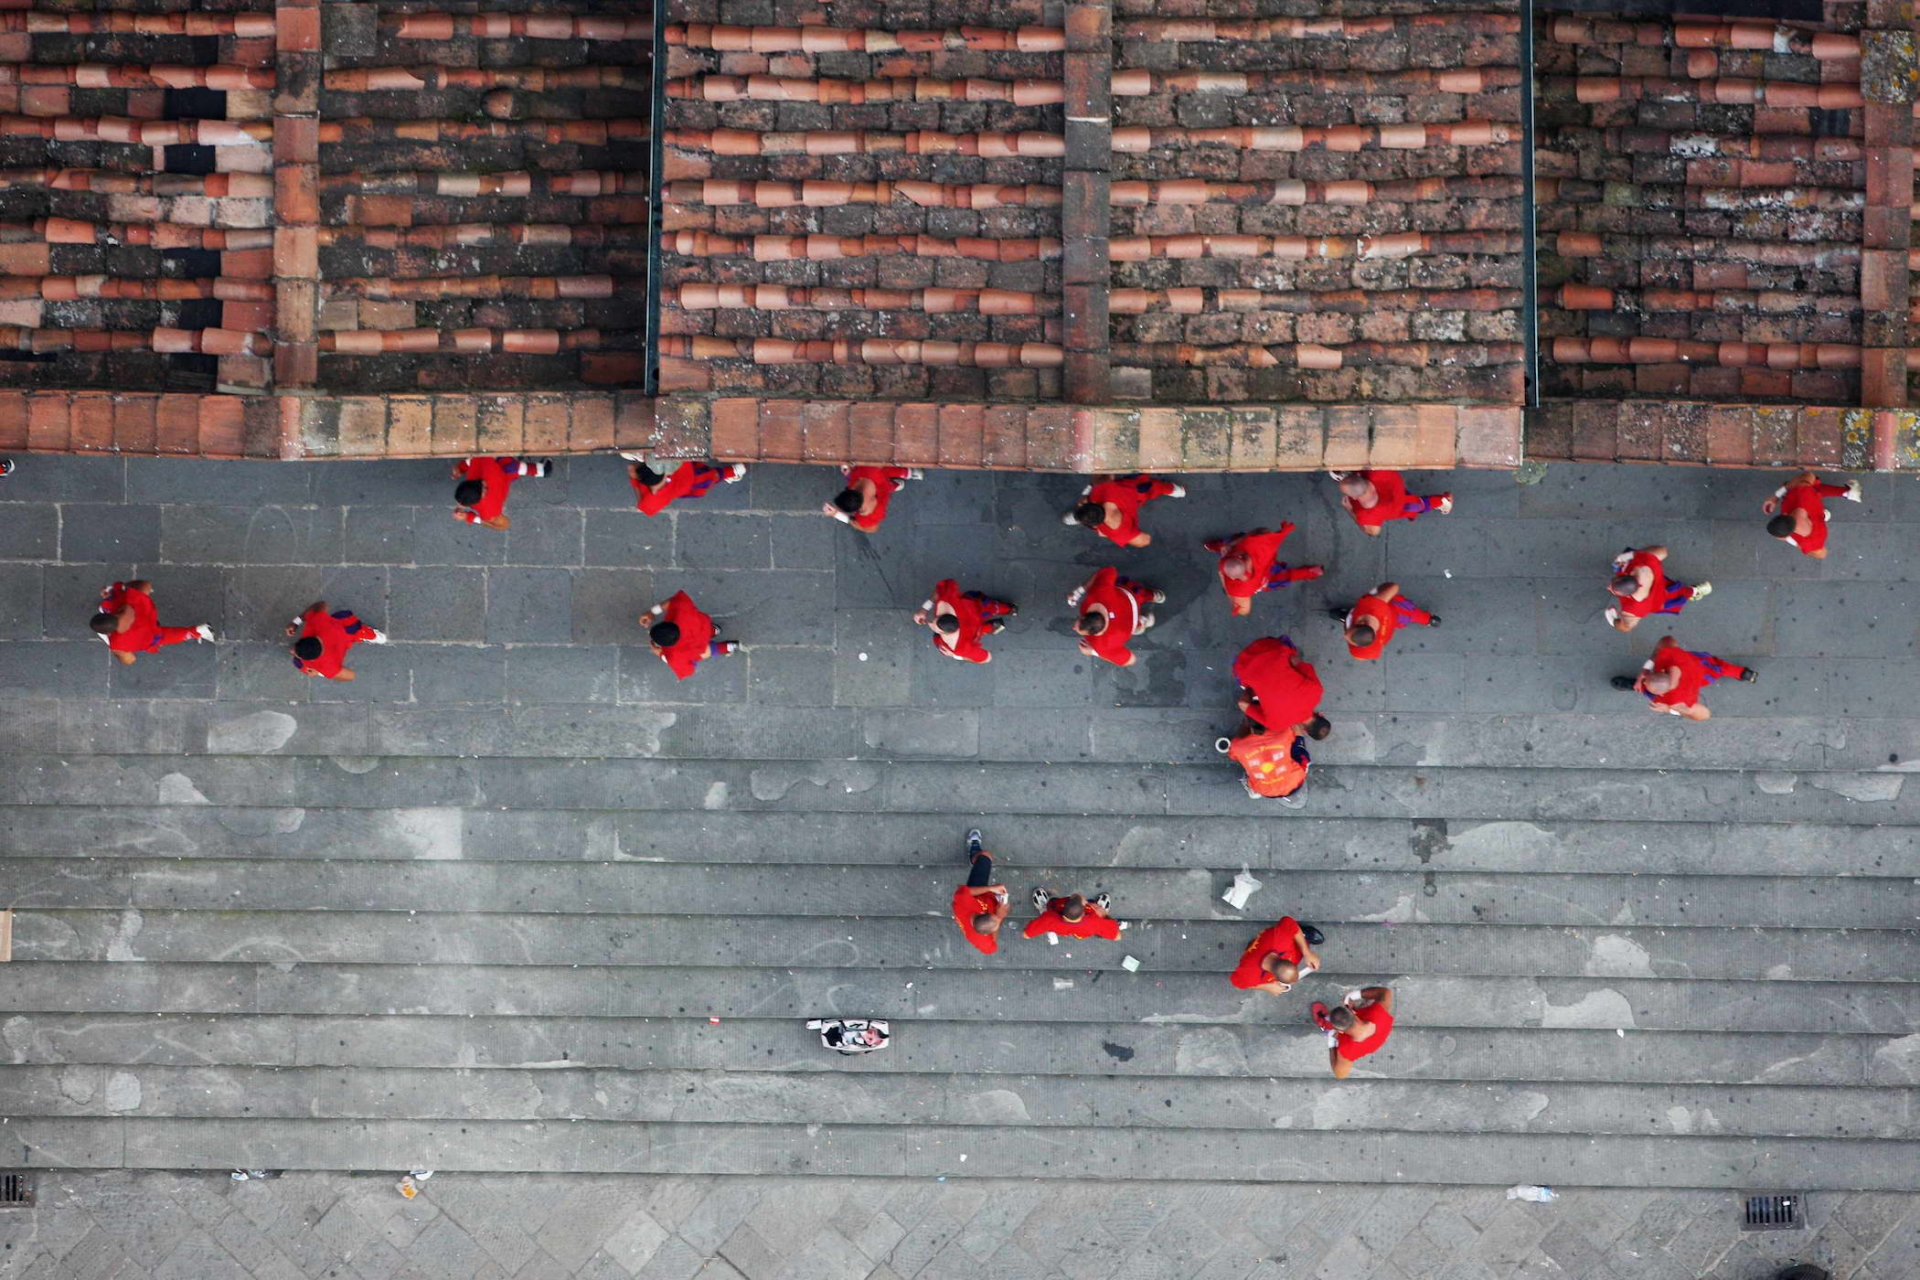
{"left": 1610, "top": 676, "right": 1637, "bottom": 691}
{"left": 1739, "top": 668, "right": 1758, "bottom": 683}
{"left": 1328, "top": 608, "right": 1348, "bottom": 623}
{"left": 1427, "top": 615, "right": 1442, "bottom": 627}
{"left": 966, "top": 828, "right": 983, "bottom": 855}
{"left": 1302, "top": 924, "right": 1325, "bottom": 946}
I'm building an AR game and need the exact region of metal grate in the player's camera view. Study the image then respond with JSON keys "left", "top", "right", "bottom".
{"left": 0, "top": 1172, "right": 33, "bottom": 1208}
{"left": 1742, "top": 1193, "right": 1804, "bottom": 1232}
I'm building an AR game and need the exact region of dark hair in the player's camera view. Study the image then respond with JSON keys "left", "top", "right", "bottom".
{"left": 1348, "top": 624, "right": 1376, "bottom": 648}
{"left": 454, "top": 479, "right": 483, "bottom": 506}
{"left": 1766, "top": 514, "right": 1794, "bottom": 538}
{"left": 1071, "top": 501, "right": 1104, "bottom": 527}
{"left": 634, "top": 462, "right": 664, "bottom": 487}
{"left": 1328, "top": 1006, "right": 1358, "bottom": 1032}
{"left": 88, "top": 612, "right": 116, "bottom": 636}
{"left": 649, "top": 621, "right": 681, "bottom": 648}
{"left": 292, "top": 636, "right": 323, "bottom": 661}
{"left": 1305, "top": 715, "right": 1332, "bottom": 741}
{"left": 1077, "top": 611, "right": 1108, "bottom": 637}
{"left": 1060, "top": 895, "right": 1086, "bottom": 921}
{"left": 935, "top": 614, "right": 958, "bottom": 634}
{"left": 831, "top": 488, "right": 862, "bottom": 515}
{"left": 1608, "top": 574, "right": 1637, "bottom": 597}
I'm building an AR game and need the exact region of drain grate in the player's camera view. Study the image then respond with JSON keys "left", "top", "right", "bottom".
{"left": 0, "top": 1172, "right": 33, "bottom": 1208}
{"left": 1742, "top": 1192, "right": 1804, "bottom": 1231}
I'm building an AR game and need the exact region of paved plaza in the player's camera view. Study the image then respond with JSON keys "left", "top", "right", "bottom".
{"left": 0, "top": 457, "right": 1917, "bottom": 1277}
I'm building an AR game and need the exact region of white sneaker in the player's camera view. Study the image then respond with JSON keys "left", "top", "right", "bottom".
{"left": 192, "top": 624, "right": 214, "bottom": 642}
{"left": 1061, "top": 511, "right": 1080, "bottom": 526}
{"left": 1150, "top": 589, "right": 1167, "bottom": 603}
{"left": 1602, "top": 607, "right": 1619, "bottom": 628}
{"left": 617, "top": 451, "right": 648, "bottom": 463}
{"left": 1168, "top": 484, "right": 1186, "bottom": 498}
{"left": 1327, "top": 471, "right": 1349, "bottom": 481}
{"left": 724, "top": 464, "right": 746, "bottom": 483}
{"left": 366, "top": 628, "right": 390, "bottom": 644}
{"left": 1845, "top": 480, "right": 1863, "bottom": 502}
{"left": 1031, "top": 887, "right": 1050, "bottom": 911}
{"left": 1139, "top": 613, "right": 1156, "bottom": 630}
{"left": 1437, "top": 495, "right": 1454, "bottom": 515}
{"left": 905, "top": 469, "right": 924, "bottom": 480}
{"left": 1066, "top": 585, "right": 1086, "bottom": 607}
{"left": 1690, "top": 581, "right": 1713, "bottom": 600}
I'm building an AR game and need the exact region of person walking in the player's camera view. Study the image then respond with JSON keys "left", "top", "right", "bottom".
{"left": 952, "top": 828, "right": 1011, "bottom": 954}
{"left": 1605, "top": 545, "right": 1711, "bottom": 633}
{"left": 1064, "top": 474, "right": 1184, "bottom": 548}
{"left": 622, "top": 454, "right": 745, "bottom": 516}
{"left": 89, "top": 580, "right": 212, "bottom": 665}
{"left": 1314, "top": 986, "right": 1396, "bottom": 1079}
{"left": 1024, "top": 888, "right": 1124, "bottom": 941}
{"left": 1333, "top": 470, "right": 1451, "bottom": 536}
{"left": 1232, "top": 636, "right": 1332, "bottom": 739}
{"left": 1205, "top": 523, "right": 1324, "bottom": 616}
{"left": 287, "top": 601, "right": 387, "bottom": 681}
{"left": 644, "top": 590, "right": 737, "bottom": 680}
{"left": 915, "top": 581, "right": 1016, "bottom": 665}
{"left": 1230, "top": 916, "right": 1325, "bottom": 995}
{"left": 453, "top": 455, "right": 552, "bottom": 530}
{"left": 1611, "top": 634, "right": 1757, "bottom": 721}
{"left": 1333, "top": 583, "right": 1439, "bottom": 661}
{"left": 825, "top": 465, "right": 921, "bottom": 533}
{"left": 1763, "top": 470, "right": 1861, "bottom": 559}
{"left": 1070, "top": 567, "right": 1161, "bottom": 669}
{"left": 1218, "top": 719, "right": 1314, "bottom": 806}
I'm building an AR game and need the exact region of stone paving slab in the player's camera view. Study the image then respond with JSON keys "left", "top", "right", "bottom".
{"left": 2, "top": 456, "right": 1920, "bottom": 1263}
{"left": 0, "top": 1173, "right": 1913, "bottom": 1280}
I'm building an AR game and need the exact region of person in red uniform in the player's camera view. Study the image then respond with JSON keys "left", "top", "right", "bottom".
{"left": 1205, "top": 523, "right": 1324, "bottom": 616}
{"left": 824, "top": 465, "right": 921, "bottom": 533}
{"left": 1333, "top": 583, "right": 1439, "bottom": 661}
{"left": 1069, "top": 567, "right": 1161, "bottom": 669}
{"left": 1065, "top": 474, "right": 1185, "bottom": 548}
{"left": 1229, "top": 917, "right": 1325, "bottom": 996}
{"left": 1314, "top": 986, "right": 1396, "bottom": 1079}
{"left": 1611, "top": 634, "right": 1757, "bottom": 721}
{"left": 1233, "top": 636, "right": 1332, "bottom": 739}
{"left": 453, "top": 455, "right": 552, "bottom": 531}
{"left": 1605, "top": 546, "right": 1711, "bottom": 633}
{"left": 643, "top": 590, "right": 737, "bottom": 680}
{"left": 1763, "top": 470, "right": 1861, "bottom": 560}
{"left": 1333, "top": 470, "right": 1452, "bottom": 536}
{"left": 1023, "top": 888, "right": 1125, "bottom": 941}
{"left": 915, "top": 580, "right": 1016, "bottom": 665}
{"left": 286, "top": 600, "right": 387, "bottom": 682}
{"left": 622, "top": 453, "right": 746, "bottom": 517}
{"left": 89, "top": 580, "right": 212, "bottom": 665}
{"left": 1219, "top": 722, "right": 1314, "bottom": 806}
{"left": 952, "top": 828, "right": 1011, "bottom": 955}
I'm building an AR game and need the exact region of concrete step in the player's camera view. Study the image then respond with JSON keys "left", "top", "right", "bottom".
{"left": 5, "top": 755, "right": 1918, "bottom": 826}
{"left": 27, "top": 698, "right": 1920, "bottom": 773}
{"left": 4, "top": 1065, "right": 1912, "bottom": 1140}
{"left": 3, "top": 964, "right": 1917, "bottom": 1033}
{"left": 8, "top": 858, "right": 1915, "bottom": 929}
{"left": 8, "top": 1117, "right": 1920, "bottom": 1188}
{"left": 14, "top": 911, "right": 1920, "bottom": 979}
{"left": 6, "top": 1013, "right": 1918, "bottom": 1088}
{"left": 8, "top": 805, "right": 1915, "bottom": 878}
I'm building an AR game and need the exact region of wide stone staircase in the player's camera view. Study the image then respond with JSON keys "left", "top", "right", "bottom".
{"left": 2, "top": 696, "right": 1918, "bottom": 1188}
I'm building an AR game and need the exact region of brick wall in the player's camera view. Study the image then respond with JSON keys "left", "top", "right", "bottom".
{"left": 656, "top": 0, "right": 1068, "bottom": 401}
{"left": 1109, "top": 2, "right": 1527, "bottom": 405}
{"left": 1536, "top": 4, "right": 1869, "bottom": 404}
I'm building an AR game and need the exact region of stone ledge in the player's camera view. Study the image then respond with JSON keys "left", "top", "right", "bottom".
{"left": 1526, "top": 400, "right": 1877, "bottom": 470}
